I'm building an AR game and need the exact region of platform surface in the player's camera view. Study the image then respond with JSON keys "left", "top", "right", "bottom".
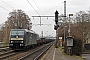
{"left": 41, "top": 46, "right": 81, "bottom": 60}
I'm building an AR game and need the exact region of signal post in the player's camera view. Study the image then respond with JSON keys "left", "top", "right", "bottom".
{"left": 54, "top": 10, "right": 59, "bottom": 48}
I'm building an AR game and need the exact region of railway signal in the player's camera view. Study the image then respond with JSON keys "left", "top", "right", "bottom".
{"left": 55, "top": 10, "right": 59, "bottom": 24}
{"left": 54, "top": 10, "right": 59, "bottom": 30}
{"left": 54, "top": 10, "right": 59, "bottom": 48}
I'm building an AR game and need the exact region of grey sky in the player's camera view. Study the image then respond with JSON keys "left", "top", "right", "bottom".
{"left": 0, "top": 0, "right": 90, "bottom": 37}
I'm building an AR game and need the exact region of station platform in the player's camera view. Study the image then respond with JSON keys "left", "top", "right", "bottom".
{"left": 41, "top": 45, "right": 82, "bottom": 60}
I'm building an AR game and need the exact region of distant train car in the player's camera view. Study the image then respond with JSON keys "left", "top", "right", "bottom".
{"left": 37, "top": 38, "right": 43, "bottom": 45}
{"left": 41, "top": 38, "right": 46, "bottom": 44}
{"left": 9, "top": 29, "right": 39, "bottom": 50}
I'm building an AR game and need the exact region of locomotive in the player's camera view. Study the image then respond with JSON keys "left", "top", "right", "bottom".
{"left": 9, "top": 29, "right": 39, "bottom": 50}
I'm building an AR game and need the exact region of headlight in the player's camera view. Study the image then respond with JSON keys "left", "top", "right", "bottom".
{"left": 20, "top": 44, "right": 23, "bottom": 46}
{"left": 20, "top": 41, "right": 23, "bottom": 43}
{"left": 10, "top": 41, "right": 13, "bottom": 43}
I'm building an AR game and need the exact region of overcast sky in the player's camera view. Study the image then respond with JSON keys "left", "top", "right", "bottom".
{"left": 0, "top": 0, "right": 90, "bottom": 37}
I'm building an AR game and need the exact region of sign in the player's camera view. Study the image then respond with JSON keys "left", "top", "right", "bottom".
{"left": 67, "top": 38, "right": 73, "bottom": 46}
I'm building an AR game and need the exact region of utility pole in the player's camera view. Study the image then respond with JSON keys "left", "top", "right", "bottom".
{"left": 64, "top": 1, "right": 66, "bottom": 23}
{"left": 63, "top": 1, "right": 66, "bottom": 43}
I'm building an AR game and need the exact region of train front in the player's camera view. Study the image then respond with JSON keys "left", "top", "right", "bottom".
{"left": 9, "top": 29, "right": 25, "bottom": 50}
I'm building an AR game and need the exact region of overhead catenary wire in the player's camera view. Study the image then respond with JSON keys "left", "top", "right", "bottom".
{"left": 31, "top": 0, "right": 52, "bottom": 36}
{"left": 31, "top": 0, "right": 60, "bottom": 35}
{"left": 42, "top": 3, "right": 63, "bottom": 15}
{"left": 27, "top": 0, "right": 50, "bottom": 26}
{"left": 1, "top": 0, "right": 14, "bottom": 9}
{"left": 33, "top": 0, "right": 42, "bottom": 14}
{"left": 0, "top": 5, "right": 10, "bottom": 12}
{"left": 27, "top": 0, "right": 57, "bottom": 37}
{"left": 27, "top": 0, "right": 40, "bottom": 16}
{"left": 32, "top": 0, "right": 52, "bottom": 25}
{"left": 32, "top": 1, "right": 63, "bottom": 25}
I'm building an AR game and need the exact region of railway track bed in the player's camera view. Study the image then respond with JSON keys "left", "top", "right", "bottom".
{"left": 19, "top": 43, "right": 53, "bottom": 60}
{"left": 0, "top": 42, "right": 53, "bottom": 60}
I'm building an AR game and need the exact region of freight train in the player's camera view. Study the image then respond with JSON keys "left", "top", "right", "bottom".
{"left": 9, "top": 29, "right": 53, "bottom": 50}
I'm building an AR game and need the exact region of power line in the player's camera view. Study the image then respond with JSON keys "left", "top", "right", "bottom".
{"left": 33, "top": 0, "right": 50, "bottom": 25}
{"left": 32, "top": 0, "right": 61, "bottom": 26}
{"left": 1, "top": 0, "right": 14, "bottom": 9}
{"left": 28, "top": 1, "right": 58, "bottom": 37}
{"left": 42, "top": 3, "right": 63, "bottom": 15}
{"left": 27, "top": 0, "right": 50, "bottom": 26}
{"left": 0, "top": 6, "right": 10, "bottom": 12}
{"left": 27, "top": 0, "right": 40, "bottom": 15}
{"left": 33, "top": 0, "right": 42, "bottom": 13}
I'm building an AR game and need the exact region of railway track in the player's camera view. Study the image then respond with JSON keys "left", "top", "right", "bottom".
{"left": 0, "top": 52, "right": 17, "bottom": 60}
{"left": 0, "top": 47, "right": 14, "bottom": 57}
{"left": 0, "top": 42, "right": 54, "bottom": 60}
{"left": 0, "top": 49, "right": 26, "bottom": 60}
{"left": 19, "top": 42, "right": 53, "bottom": 60}
{"left": 0, "top": 47, "right": 10, "bottom": 53}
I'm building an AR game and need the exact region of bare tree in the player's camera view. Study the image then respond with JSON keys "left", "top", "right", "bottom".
{"left": 75, "top": 11, "right": 90, "bottom": 44}
{"left": 0, "top": 9, "right": 32, "bottom": 43}
{"left": 8, "top": 9, "right": 32, "bottom": 29}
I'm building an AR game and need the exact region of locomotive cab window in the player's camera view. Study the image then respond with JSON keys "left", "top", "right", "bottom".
{"left": 11, "top": 31, "right": 24, "bottom": 38}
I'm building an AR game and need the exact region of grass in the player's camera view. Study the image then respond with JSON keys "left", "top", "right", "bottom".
{"left": 59, "top": 46, "right": 64, "bottom": 53}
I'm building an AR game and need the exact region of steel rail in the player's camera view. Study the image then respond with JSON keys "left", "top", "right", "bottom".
{"left": 19, "top": 42, "right": 53, "bottom": 60}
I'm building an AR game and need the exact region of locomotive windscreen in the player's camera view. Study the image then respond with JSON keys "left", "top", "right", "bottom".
{"left": 11, "top": 31, "right": 24, "bottom": 35}
{"left": 10, "top": 31, "right": 24, "bottom": 38}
